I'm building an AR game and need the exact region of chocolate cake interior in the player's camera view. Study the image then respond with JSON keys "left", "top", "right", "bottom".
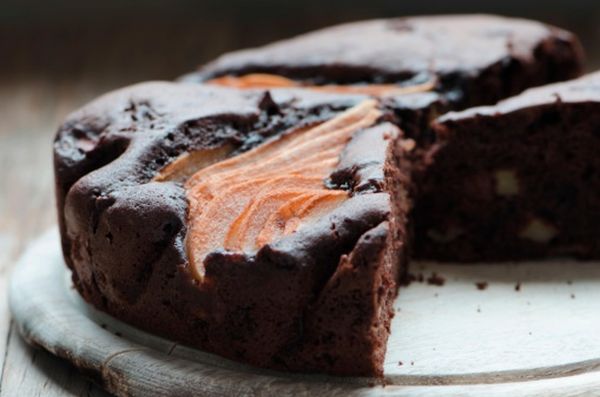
{"left": 414, "top": 82, "right": 600, "bottom": 261}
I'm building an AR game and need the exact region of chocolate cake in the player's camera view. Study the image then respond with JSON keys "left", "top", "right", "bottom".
{"left": 414, "top": 71, "right": 600, "bottom": 261}
{"left": 183, "top": 14, "right": 584, "bottom": 134}
{"left": 54, "top": 82, "right": 412, "bottom": 376}
{"left": 53, "top": 15, "right": 591, "bottom": 378}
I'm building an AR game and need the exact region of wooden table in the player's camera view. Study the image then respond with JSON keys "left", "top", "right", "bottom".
{"left": 1, "top": 14, "right": 599, "bottom": 396}
{"left": 0, "top": 77, "right": 114, "bottom": 395}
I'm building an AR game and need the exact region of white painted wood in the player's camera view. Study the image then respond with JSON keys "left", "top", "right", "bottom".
{"left": 385, "top": 261, "right": 600, "bottom": 380}
{"left": 10, "top": 229, "right": 600, "bottom": 396}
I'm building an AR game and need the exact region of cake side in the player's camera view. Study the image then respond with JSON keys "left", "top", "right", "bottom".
{"left": 53, "top": 83, "right": 412, "bottom": 376}
{"left": 415, "top": 72, "right": 600, "bottom": 261}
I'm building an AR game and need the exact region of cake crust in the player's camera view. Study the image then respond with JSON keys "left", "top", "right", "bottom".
{"left": 184, "top": 15, "right": 584, "bottom": 110}
{"left": 54, "top": 82, "right": 410, "bottom": 376}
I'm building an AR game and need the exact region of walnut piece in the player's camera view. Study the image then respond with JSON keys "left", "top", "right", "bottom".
{"left": 494, "top": 169, "right": 520, "bottom": 196}
{"left": 519, "top": 218, "right": 558, "bottom": 243}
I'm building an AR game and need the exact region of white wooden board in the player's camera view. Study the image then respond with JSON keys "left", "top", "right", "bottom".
{"left": 9, "top": 229, "right": 600, "bottom": 396}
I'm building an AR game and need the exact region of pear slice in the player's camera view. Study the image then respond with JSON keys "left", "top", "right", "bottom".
{"left": 181, "top": 100, "right": 380, "bottom": 281}
{"left": 207, "top": 72, "right": 436, "bottom": 97}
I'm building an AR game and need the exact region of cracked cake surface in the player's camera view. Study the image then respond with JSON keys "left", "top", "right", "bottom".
{"left": 181, "top": 15, "right": 584, "bottom": 151}
{"left": 183, "top": 15, "right": 583, "bottom": 111}
{"left": 55, "top": 82, "right": 411, "bottom": 376}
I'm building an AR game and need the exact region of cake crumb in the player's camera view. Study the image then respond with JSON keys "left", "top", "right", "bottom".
{"left": 398, "top": 361, "right": 403, "bottom": 366}
{"left": 475, "top": 281, "right": 488, "bottom": 290}
{"left": 400, "top": 272, "right": 425, "bottom": 286}
{"left": 515, "top": 282, "right": 521, "bottom": 291}
{"left": 411, "top": 361, "right": 414, "bottom": 366}
{"left": 427, "top": 272, "right": 445, "bottom": 286}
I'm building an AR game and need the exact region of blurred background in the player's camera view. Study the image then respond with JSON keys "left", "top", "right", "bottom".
{"left": 2, "top": 0, "right": 600, "bottom": 136}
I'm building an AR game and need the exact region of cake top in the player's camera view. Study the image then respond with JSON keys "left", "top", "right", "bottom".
{"left": 54, "top": 82, "right": 372, "bottom": 185}
{"left": 154, "top": 99, "right": 396, "bottom": 280}
{"left": 55, "top": 82, "right": 403, "bottom": 288}
{"left": 58, "top": 81, "right": 368, "bottom": 135}
{"left": 187, "top": 14, "right": 578, "bottom": 86}
{"left": 438, "top": 72, "right": 600, "bottom": 123}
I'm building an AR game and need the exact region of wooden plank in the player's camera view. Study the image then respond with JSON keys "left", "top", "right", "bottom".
{"left": 1, "top": 324, "right": 110, "bottom": 397}
{"left": 0, "top": 233, "right": 14, "bottom": 381}
{"left": 0, "top": 78, "right": 106, "bottom": 396}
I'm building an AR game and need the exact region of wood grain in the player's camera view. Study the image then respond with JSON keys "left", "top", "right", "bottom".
{"left": 0, "top": 77, "right": 112, "bottom": 396}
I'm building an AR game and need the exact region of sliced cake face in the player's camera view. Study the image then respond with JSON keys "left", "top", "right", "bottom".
{"left": 54, "top": 82, "right": 412, "bottom": 376}
{"left": 415, "top": 72, "right": 600, "bottom": 261}
{"left": 184, "top": 15, "right": 584, "bottom": 110}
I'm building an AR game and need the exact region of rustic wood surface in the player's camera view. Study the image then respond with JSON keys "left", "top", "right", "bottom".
{"left": 0, "top": 78, "right": 114, "bottom": 396}
{"left": 1, "top": 13, "right": 600, "bottom": 396}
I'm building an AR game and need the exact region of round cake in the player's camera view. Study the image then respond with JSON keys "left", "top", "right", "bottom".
{"left": 54, "top": 15, "right": 592, "bottom": 377}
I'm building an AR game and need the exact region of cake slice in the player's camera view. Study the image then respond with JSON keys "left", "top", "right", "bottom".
{"left": 54, "top": 82, "right": 412, "bottom": 376}
{"left": 414, "top": 72, "right": 600, "bottom": 261}
{"left": 183, "top": 14, "right": 584, "bottom": 139}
